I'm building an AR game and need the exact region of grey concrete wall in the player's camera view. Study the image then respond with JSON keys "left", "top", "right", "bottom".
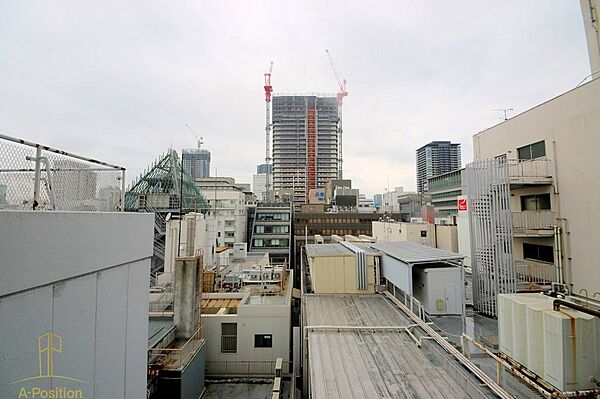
{"left": 0, "top": 211, "right": 154, "bottom": 399}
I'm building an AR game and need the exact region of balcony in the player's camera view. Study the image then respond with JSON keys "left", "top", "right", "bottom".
{"left": 515, "top": 260, "right": 556, "bottom": 292}
{"left": 512, "top": 210, "right": 555, "bottom": 236}
{"left": 507, "top": 158, "right": 553, "bottom": 186}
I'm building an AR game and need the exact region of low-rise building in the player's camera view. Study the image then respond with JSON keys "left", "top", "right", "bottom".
{"left": 427, "top": 168, "right": 465, "bottom": 218}
{"left": 372, "top": 220, "right": 436, "bottom": 247}
{"left": 468, "top": 75, "right": 600, "bottom": 314}
{"left": 201, "top": 268, "right": 293, "bottom": 377}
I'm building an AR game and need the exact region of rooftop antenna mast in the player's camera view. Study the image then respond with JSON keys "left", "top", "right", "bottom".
{"left": 264, "top": 61, "right": 274, "bottom": 200}
{"left": 326, "top": 49, "right": 348, "bottom": 179}
{"left": 493, "top": 108, "right": 513, "bottom": 121}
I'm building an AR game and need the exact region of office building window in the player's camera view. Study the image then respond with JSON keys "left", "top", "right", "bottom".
{"left": 221, "top": 323, "right": 237, "bottom": 353}
{"left": 523, "top": 243, "right": 554, "bottom": 263}
{"left": 520, "top": 194, "right": 551, "bottom": 211}
{"left": 517, "top": 141, "right": 546, "bottom": 160}
{"left": 254, "top": 334, "right": 273, "bottom": 348}
{"left": 254, "top": 239, "right": 263, "bottom": 247}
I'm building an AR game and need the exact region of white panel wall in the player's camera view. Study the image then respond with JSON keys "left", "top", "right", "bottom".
{"left": 0, "top": 211, "right": 153, "bottom": 399}
{"left": 380, "top": 254, "right": 412, "bottom": 294}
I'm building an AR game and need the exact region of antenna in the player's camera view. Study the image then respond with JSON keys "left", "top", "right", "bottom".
{"left": 493, "top": 108, "right": 513, "bottom": 121}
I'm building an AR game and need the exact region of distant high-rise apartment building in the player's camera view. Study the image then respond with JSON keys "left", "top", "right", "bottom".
{"left": 416, "top": 141, "right": 461, "bottom": 193}
{"left": 253, "top": 163, "right": 273, "bottom": 202}
{"left": 182, "top": 140, "right": 211, "bottom": 181}
{"left": 272, "top": 95, "right": 339, "bottom": 208}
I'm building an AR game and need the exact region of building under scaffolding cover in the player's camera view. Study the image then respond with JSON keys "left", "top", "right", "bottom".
{"left": 125, "top": 149, "right": 207, "bottom": 280}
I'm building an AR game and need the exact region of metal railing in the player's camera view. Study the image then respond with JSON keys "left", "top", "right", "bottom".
{"left": 507, "top": 158, "right": 553, "bottom": 182}
{"left": 148, "top": 326, "right": 204, "bottom": 370}
{"left": 515, "top": 260, "right": 556, "bottom": 289}
{"left": 205, "top": 360, "right": 293, "bottom": 377}
{"left": 0, "top": 133, "right": 125, "bottom": 211}
{"left": 512, "top": 210, "right": 556, "bottom": 230}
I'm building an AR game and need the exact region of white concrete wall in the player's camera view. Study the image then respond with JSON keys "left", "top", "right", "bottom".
{"left": 435, "top": 225, "right": 458, "bottom": 252}
{"left": 201, "top": 298, "right": 291, "bottom": 369}
{"left": 473, "top": 78, "right": 600, "bottom": 293}
{"left": 372, "top": 221, "right": 435, "bottom": 247}
{"left": 0, "top": 211, "right": 154, "bottom": 399}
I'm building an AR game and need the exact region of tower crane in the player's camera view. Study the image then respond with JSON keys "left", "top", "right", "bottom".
{"left": 263, "top": 61, "right": 274, "bottom": 199}
{"left": 325, "top": 49, "right": 348, "bottom": 179}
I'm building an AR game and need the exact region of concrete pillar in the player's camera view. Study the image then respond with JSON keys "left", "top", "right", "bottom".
{"left": 174, "top": 256, "right": 202, "bottom": 339}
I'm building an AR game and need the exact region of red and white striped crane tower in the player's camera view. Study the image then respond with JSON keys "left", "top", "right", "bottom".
{"left": 264, "top": 61, "right": 274, "bottom": 197}
{"left": 325, "top": 49, "right": 348, "bottom": 179}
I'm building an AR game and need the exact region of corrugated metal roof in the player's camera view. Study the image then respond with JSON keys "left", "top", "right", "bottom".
{"left": 370, "top": 241, "right": 464, "bottom": 264}
{"left": 305, "top": 244, "right": 352, "bottom": 257}
{"left": 305, "top": 243, "right": 380, "bottom": 257}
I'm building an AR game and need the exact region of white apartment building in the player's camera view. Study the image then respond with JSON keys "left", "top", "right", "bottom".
{"left": 197, "top": 177, "right": 249, "bottom": 247}
{"left": 472, "top": 76, "right": 600, "bottom": 299}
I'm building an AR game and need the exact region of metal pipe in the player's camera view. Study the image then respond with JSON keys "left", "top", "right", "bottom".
{"left": 39, "top": 157, "right": 56, "bottom": 209}
{"left": 31, "top": 147, "right": 42, "bottom": 209}
{"left": 383, "top": 292, "right": 514, "bottom": 399}
{"left": 465, "top": 334, "right": 556, "bottom": 398}
{"left": 553, "top": 299, "right": 600, "bottom": 318}
{"left": 121, "top": 169, "right": 126, "bottom": 211}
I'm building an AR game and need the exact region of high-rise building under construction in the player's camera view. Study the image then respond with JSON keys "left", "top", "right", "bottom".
{"left": 271, "top": 95, "right": 339, "bottom": 207}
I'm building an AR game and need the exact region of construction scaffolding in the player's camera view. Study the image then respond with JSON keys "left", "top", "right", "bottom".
{"left": 465, "top": 158, "right": 516, "bottom": 317}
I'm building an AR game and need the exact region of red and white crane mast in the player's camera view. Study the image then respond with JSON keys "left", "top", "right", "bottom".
{"left": 325, "top": 49, "right": 348, "bottom": 179}
{"left": 264, "top": 61, "right": 274, "bottom": 198}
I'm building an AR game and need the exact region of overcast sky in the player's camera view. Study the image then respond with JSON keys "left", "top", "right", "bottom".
{"left": 0, "top": 1, "right": 592, "bottom": 196}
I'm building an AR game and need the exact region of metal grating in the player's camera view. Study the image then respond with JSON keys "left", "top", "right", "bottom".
{"left": 340, "top": 241, "right": 367, "bottom": 290}
{"left": 465, "top": 157, "right": 516, "bottom": 316}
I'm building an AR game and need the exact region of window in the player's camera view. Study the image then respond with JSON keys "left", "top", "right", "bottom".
{"left": 221, "top": 323, "right": 237, "bottom": 353}
{"left": 254, "top": 239, "right": 263, "bottom": 247}
{"left": 517, "top": 141, "right": 546, "bottom": 160}
{"left": 420, "top": 231, "right": 427, "bottom": 237}
{"left": 254, "top": 334, "right": 273, "bottom": 348}
{"left": 520, "top": 194, "right": 551, "bottom": 211}
{"left": 523, "top": 243, "right": 554, "bottom": 263}
{"left": 255, "top": 225, "right": 265, "bottom": 233}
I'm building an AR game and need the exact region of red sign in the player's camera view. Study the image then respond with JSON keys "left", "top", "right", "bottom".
{"left": 458, "top": 198, "right": 467, "bottom": 211}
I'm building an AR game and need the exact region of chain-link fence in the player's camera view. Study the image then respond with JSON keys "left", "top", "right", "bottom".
{"left": 0, "top": 133, "right": 125, "bottom": 211}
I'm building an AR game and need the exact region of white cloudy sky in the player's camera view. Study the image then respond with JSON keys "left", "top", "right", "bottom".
{"left": 0, "top": 1, "right": 591, "bottom": 196}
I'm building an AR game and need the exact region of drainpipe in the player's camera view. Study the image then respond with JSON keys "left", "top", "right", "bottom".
{"left": 553, "top": 226, "right": 563, "bottom": 284}
{"left": 374, "top": 256, "right": 381, "bottom": 287}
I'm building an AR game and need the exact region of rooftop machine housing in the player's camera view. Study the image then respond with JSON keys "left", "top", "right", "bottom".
{"left": 372, "top": 241, "right": 466, "bottom": 317}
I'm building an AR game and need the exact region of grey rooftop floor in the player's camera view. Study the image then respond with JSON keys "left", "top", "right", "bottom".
{"left": 304, "top": 294, "right": 475, "bottom": 398}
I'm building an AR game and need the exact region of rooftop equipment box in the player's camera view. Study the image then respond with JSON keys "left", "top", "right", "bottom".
{"left": 412, "top": 266, "right": 461, "bottom": 315}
